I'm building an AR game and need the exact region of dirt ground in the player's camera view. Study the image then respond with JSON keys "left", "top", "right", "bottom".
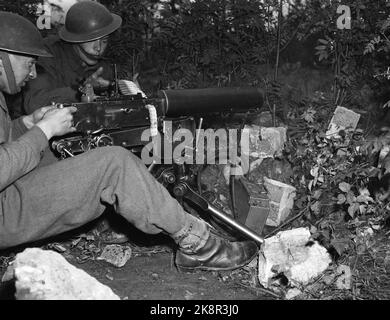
{"left": 0, "top": 217, "right": 273, "bottom": 300}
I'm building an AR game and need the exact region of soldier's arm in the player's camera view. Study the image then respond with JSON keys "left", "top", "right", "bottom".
{"left": 10, "top": 116, "right": 29, "bottom": 140}
{"left": 23, "top": 70, "right": 78, "bottom": 115}
{"left": 0, "top": 125, "right": 47, "bottom": 191}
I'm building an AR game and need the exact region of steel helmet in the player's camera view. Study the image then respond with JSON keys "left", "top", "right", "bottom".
{"left": 0, "top": 12, "right": 52, "bottom": 57}
{"left": 59, "top": 1, "right": 122, "bottom": 43}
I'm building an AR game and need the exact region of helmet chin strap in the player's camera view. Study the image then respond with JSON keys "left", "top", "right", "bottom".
{"left": 74, "top": 44, "right": 101, "bottom": 65}
{"left": 0, "top": 51, "right": 18, "bottom": 94}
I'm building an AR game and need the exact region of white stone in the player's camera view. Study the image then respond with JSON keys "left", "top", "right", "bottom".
{"left": 97, "top": 245, "right": 132, "bottom": 268}
{"left": 7, "top": 248, "right": 120, "bottom": 300}
{"left": 260, "top": 127, "right": 287, "bottom": 158}
{"left": 222, "top": 164, "right": 231, "bottom": 185}
{"left": 335, "top": 264, "right": 352, "bottom": 290}
{"left": 241, "top": 125, "right": 287, "bottom": 159}
{"left": 249, "top": 158, "right": 264, "bottom": 172}
{"left": 326, "top": 106, "right": 360, "bottom": 138}
{"left": 285, "top": 288, "right": 302, "bottom": 300}
{"left": 264, "top": 177, "right": 296, "bottom": 227}
{"left": 258, "top": 228, "right": 331, "bottom": 288}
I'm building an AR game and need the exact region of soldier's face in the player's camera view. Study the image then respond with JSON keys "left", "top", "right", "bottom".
{"left": 0, "top": 54, "right": 36, "bottom": 94}
{"left": 76, "top": 36, "right": 109, "bottom": 66}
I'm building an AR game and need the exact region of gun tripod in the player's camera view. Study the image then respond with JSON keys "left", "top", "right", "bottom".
{"left": 150, "top": 163, "right": 264, "bottom": 245}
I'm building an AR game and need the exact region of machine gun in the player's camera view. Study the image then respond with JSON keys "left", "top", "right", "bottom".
{"left": 51, "top": 87, "right": 267, "bottom": 245}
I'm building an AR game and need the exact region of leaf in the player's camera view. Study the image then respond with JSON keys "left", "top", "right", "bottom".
{"left": 348, "top": 203, "right": 359, "bottom": 218}
{"left": 318, "top": 38, "right": 328, "bottom": 45}
{"left": 339, "top": 182, "right": 351, "bottom": 193}
{"left": 331, "top": 238, "right": 350, "bottom": 256}
{"left": 48, "top": 243, "right": 67, "bottom": 253}
{"left": 315, "top": 45, "right": 327, "bottom": 51}
{"left": 337, "top": 194, "right": 346, "bottom": 204}
{"left": 313, "top": 189, "right": 322, "bottom": 200}
{"left": 335, "top": 265, "right": 352, "bottom": 290}
{"left": 310, "top": 166, "right": 319, "bottom": 178}
{"left": 310, "top": 201, "right": 321, "bottom": 215}
{"left": 356, "top": 188, "right": 374, "bottom": 203}
{"left": 318, "top": 52, "right": 328, "bottom": 61}
{"left": 301, "top": 107, "right": 317, "bottom": 123}
{"left": 346, "top": 192, "right": 356, "bottom": 205}
{"left": 308, "top": 179, "right": 313, "bottom": 191}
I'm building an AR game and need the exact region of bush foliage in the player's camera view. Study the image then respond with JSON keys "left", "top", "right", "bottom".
{"left": 2, "top": 0, "right": 390, "bottom": 101}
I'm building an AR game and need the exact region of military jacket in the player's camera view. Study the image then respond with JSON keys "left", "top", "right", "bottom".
{"left": 0, "top": 92, "right": 47, "bottom": 193}
{"left": 23, "top": 35, "right": 114, "bottom": 114}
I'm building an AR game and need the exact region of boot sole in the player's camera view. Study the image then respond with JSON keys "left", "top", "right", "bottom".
{"left": 176, "top": 252, "right": 258, "bottom": 273}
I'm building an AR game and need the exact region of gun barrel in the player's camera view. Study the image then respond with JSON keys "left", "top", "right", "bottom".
{"left": 158, "top": 87, "right": 263, "bottom": 117}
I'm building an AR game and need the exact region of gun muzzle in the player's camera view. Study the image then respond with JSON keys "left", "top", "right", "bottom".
{"left": 157, "top": 87, "right": 264, "bottom": 117}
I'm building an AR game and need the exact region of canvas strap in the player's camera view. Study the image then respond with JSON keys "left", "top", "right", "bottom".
{"left": 0, "top": 51, "right": 17, "bottom": 94}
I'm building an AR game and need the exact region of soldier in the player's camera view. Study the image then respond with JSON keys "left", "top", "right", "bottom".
{"left": 0, "top": 12, "right": 258, "bottom": 272}
{"left": 23, "top": 0, "right": 140, "bottom": 242}
{"left": 23, "top": 1, "right": 123, "bottom": 115}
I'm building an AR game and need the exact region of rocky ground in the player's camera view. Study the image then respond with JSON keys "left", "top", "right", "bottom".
{"left": 0, "top": 218, "right": 275, "bottom": 300}
{"left": 1, "top": 108, "right": 390, "bottom": 300}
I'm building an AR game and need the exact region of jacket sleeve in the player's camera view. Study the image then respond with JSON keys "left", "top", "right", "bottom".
{"left": 0, "top": 126, "right": 48, "bottom": 192}
{"left": 10, "top": 117, "right": 28, "bottom": 140}
{"left": 23, "top": 70, "right": 78, "bottom": 115}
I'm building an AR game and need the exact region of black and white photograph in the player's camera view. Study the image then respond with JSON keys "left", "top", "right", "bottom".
{"left": 0, "top": 0, "right": 389, "bottom": 305}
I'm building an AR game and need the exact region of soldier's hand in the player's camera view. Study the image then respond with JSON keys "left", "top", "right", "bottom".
{"left": 84, "top": 66, "right": 110, "bottom": 90}
{"left": 22, "top": 105, "right": 57, "bottom": 129}
{"left": 32, "top": 105, "right": 58, "bottom": 123}
{"left": 36, "top": 106, "right": 78, "bottom": 140}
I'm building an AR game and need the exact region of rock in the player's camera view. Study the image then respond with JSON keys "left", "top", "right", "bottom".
{"left": 249, "top": 158, "right": 293, "bottom": 184}
{"left": 260, "top": 127, "right": 287, "bottom": 158}
{"left": 251, "top": 111, "right": 286, "bottom": 128}
{"left": 244, "top": 255, "right": 258, "bottom": 270}
{"left": 241, "top": 125, "right": 287, "bottom": 159}
{"left": 7, "top": 248, "right": 120, "bottom": 300}
{"left": 264, "top": 177, "right": 296, "bottom": 227}
{"left": 335, "top": 265, "right": 352, "bottom": 290}
{"left": 223, "top": 164, "right": 231, "bottom": 185}
{"left": 285, "top": 288, "right": 302, "bottom": 300}
{"left": 326, "top": 106, "right": 360, "bottom": 138}
{"left": 249, "top": 158, "right": 264, "bottom": 172}
{"left": 97, "top": 244, "right": 132, "bottom": 268}
{"left": 258, "top": 228, "right": 331, "bottom": 288}
{"left": 322, "top": 273, "right": 336, "bottom": 285}
{"left": 200, "top": 165, "right": 228, "bottom": 189}
{"left": 241, "top": 125, "right": 271, "bottom": 158}
{"left": 184, "top": 290, "right": 196, "bottom": 300}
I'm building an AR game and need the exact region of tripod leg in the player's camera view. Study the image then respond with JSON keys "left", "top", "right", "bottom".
{"left": 182, "top": 183, "right": 264, "bottom": 245}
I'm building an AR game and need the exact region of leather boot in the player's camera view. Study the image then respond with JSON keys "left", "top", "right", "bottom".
{"left": 175, "top": 232, "right": 259, "bottom": 272}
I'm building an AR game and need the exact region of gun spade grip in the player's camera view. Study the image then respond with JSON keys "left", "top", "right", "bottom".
{"left": 158, "top": 87, "right": 264, "bottom": 117}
